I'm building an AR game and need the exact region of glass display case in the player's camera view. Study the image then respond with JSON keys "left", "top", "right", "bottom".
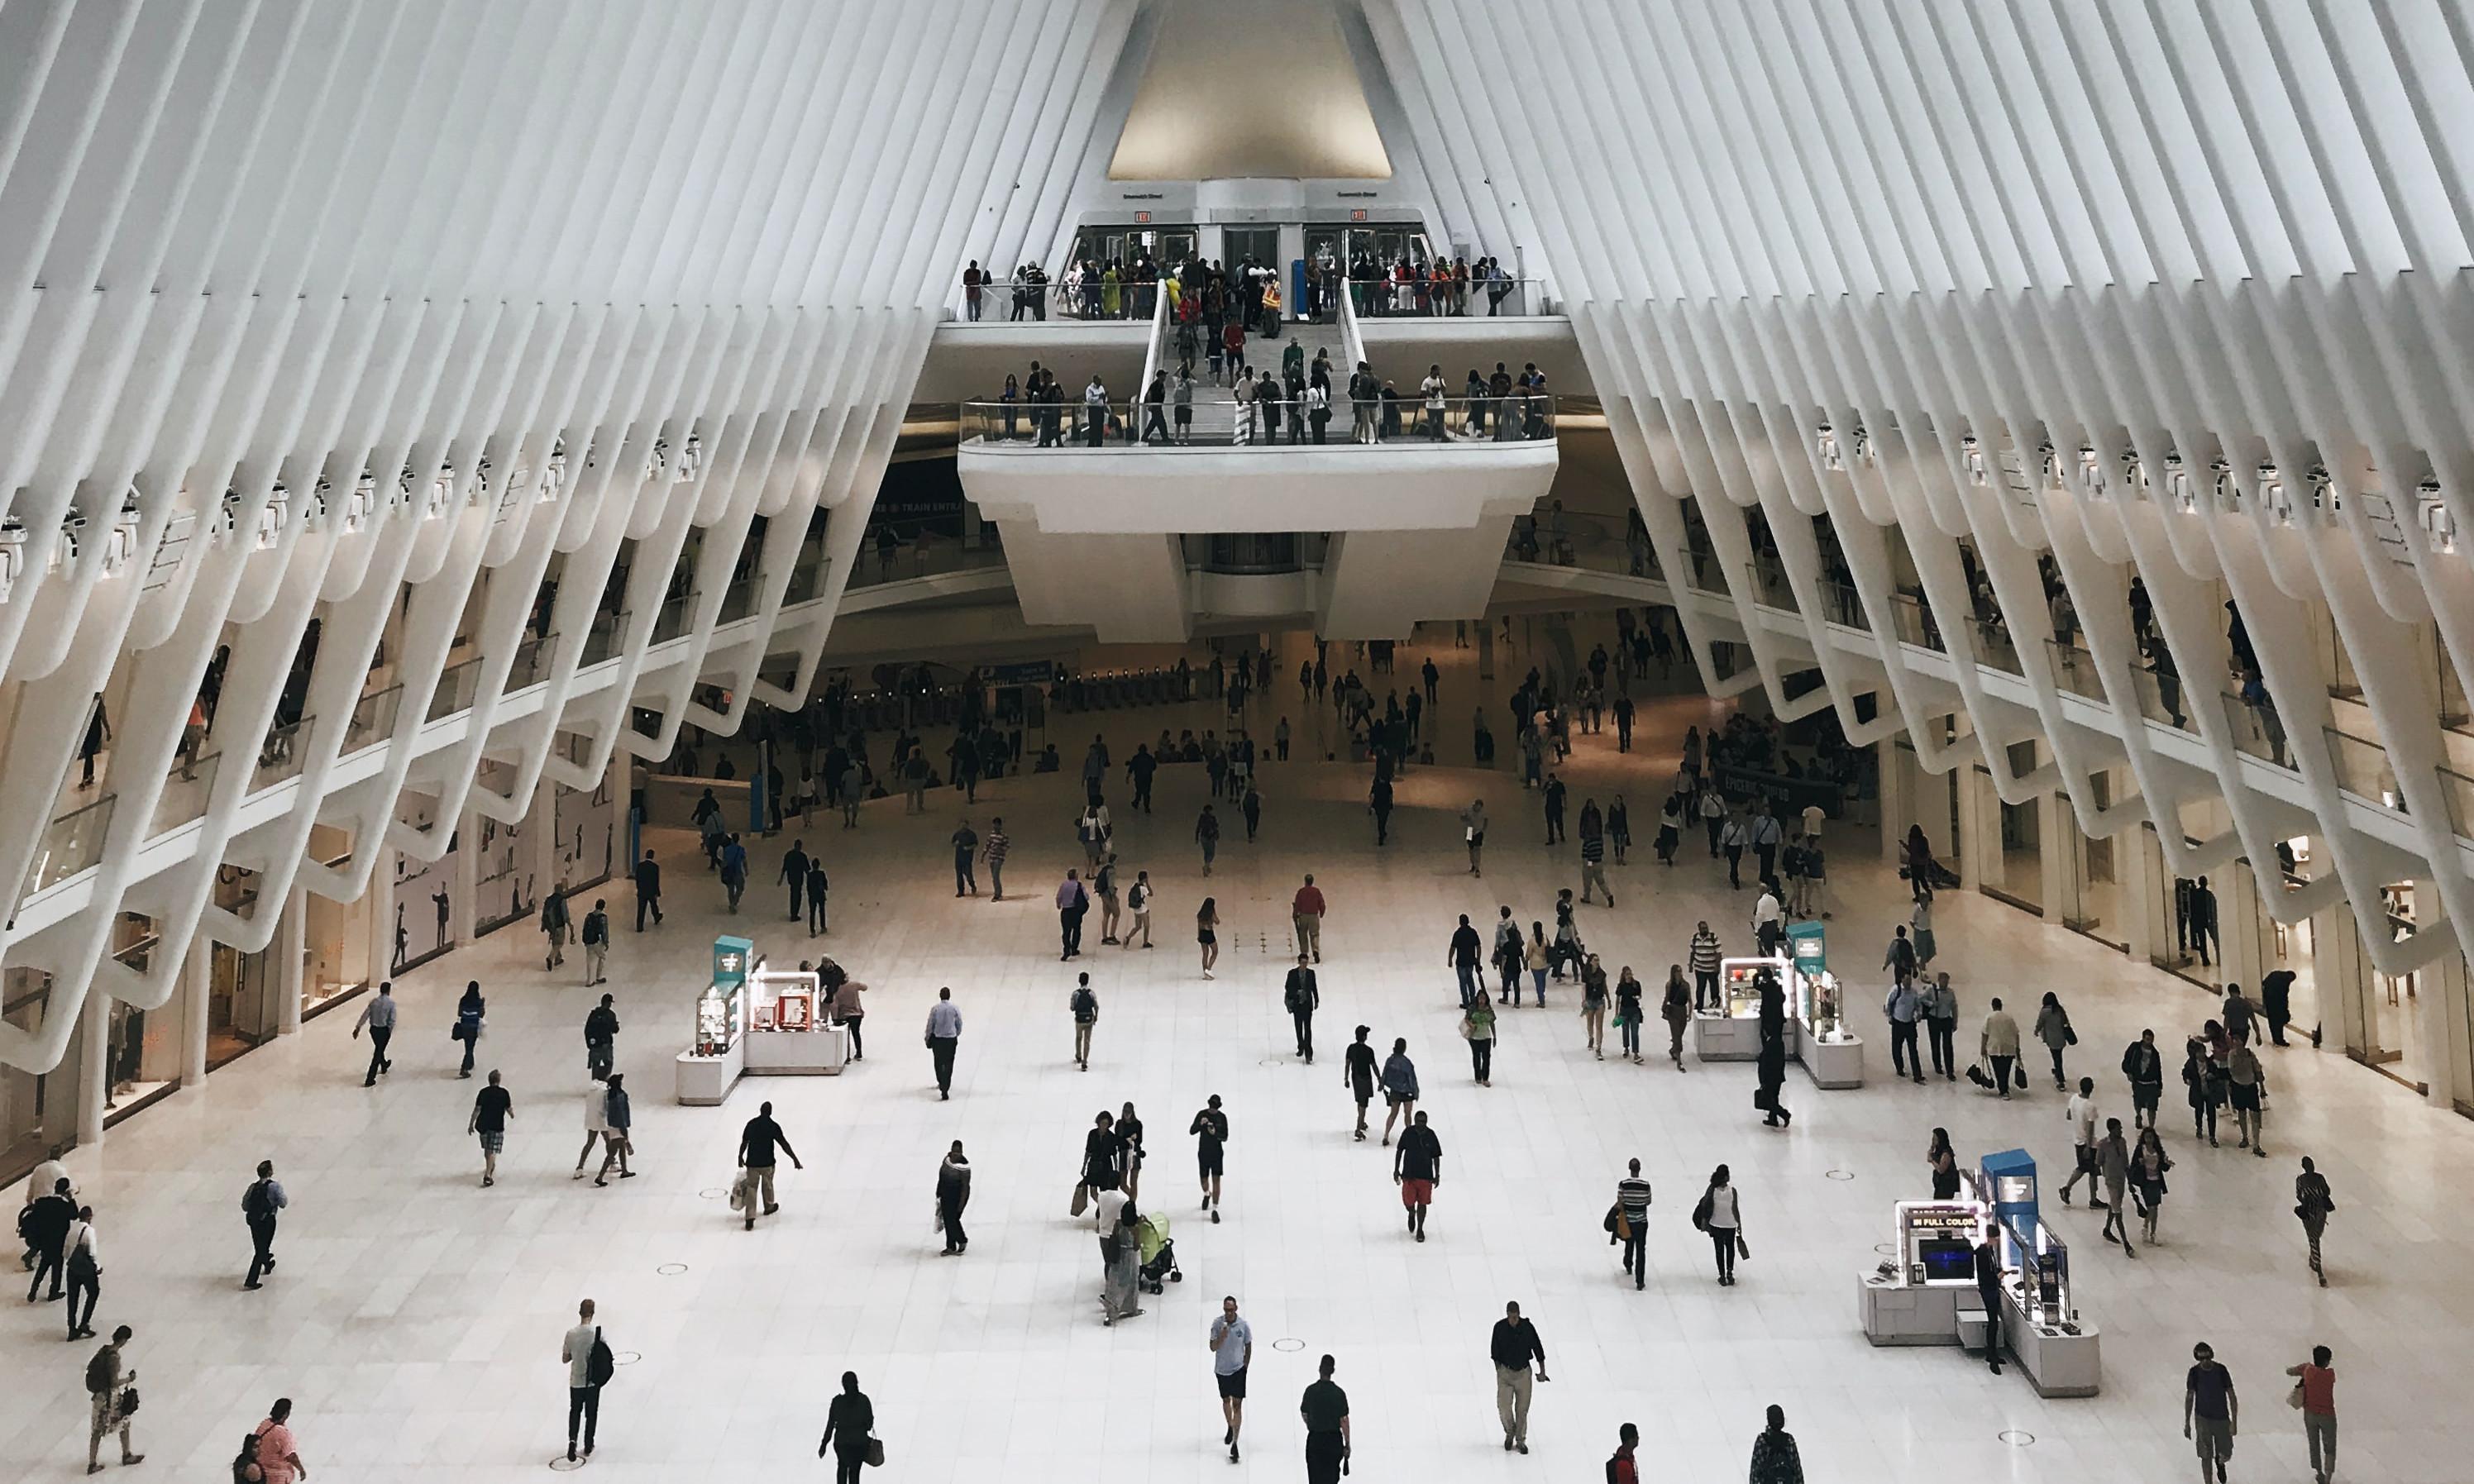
{"left": 692, "top": 980, "right": 744, "bottom": 1057}
{"left": 744, "top": 967, "right": 846, "bottom": 1075}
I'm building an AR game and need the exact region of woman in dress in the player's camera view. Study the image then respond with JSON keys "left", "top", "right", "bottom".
{"left": 1101, "top": 1200, "right": 1143, "bottom": 1324}
{"left": 1196, "top": 897, "right": 1219, "bottom": 981}
{"left": 1654, "top": 793, "right": 1683, "bottom": 866}
{"left": 2132, "top": 1125, "right": 2171, "bottom": 1244}
{"left": 1927, "top": 1128, "right": 1961, "bottom": 1200}
{"left": 2295, "top": 1156, "right": 2335, "bottom": 1286}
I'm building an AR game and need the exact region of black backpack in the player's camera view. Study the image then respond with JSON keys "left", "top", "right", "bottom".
{"left": 241, "top": 1179, "right": 274, "bottom": 1219}
{"left": 232, "top": 1430, "right": 262, "bottom": 1484}
{"left": 586, "top": 1326, "right": 616, "bottom": 1387}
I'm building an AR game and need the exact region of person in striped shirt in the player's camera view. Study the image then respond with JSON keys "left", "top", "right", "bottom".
{"left": 1689, "top": 923, "right": 1722, "bottom": 1010}
{"left": 1615, "top": 1159, "right": 1655, "bottom": 1290}
{"left": 1578, "top": 801, "right": 1614, "bottom": 906}
{"left": 981, "top": 818, "right": 1010, "bottom": 901}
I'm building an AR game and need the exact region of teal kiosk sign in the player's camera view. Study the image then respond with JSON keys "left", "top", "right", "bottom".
{"left": 712, "top": 934, "right": 755, "bottom": 988}
{"left": 1786, "top": 919, "right": 1826, "bottom": 977}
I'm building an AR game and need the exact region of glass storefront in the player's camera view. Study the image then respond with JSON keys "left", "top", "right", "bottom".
{"left": 0, "top": 970, "right": 55, "bottom": 1186}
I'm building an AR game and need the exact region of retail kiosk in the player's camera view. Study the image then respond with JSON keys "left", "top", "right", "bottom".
{"left": 1693, "top": 936, "right": 1864, "bottom": 1087}
{"left": 1856, "top": 1151, "right": 2100, "bottom": 1396}
{"left": 676, "top": 935, "right": 848, "bottom": 1105}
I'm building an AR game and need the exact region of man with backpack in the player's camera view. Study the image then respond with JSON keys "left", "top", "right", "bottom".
{"left": 561, "top": 1299, "right": 613, "bottom": 1463}
{"left": 1071, "top": 974, "right": 1100, "bottom": 1071}
{"left": 537, "top": 882, "right": 571, "bottom": 971}
{"left": 240, "top": 1160, "right": 286, "bottom": 1291}
{"left": 584, "top": 994, "right": 620, "bottom": 1081}
{"left": 580, "top": 900, "right": 610, "bottom": 987}
{"left": 85, "top": 1324, "right": 141, "bottom": 1473}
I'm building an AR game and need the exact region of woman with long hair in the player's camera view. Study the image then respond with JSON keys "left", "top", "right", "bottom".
{"left": 1612, "top": 966, "right": 1645, "bottom": 1064}
{"left": 2132, "top": 1125, "right": 2171, "bottom": 1244}
{"left": 1660, "top": 966, "right": 1692, "bottom": 1069}
{"left": 1196, "top": 897, "right": 1220, "bottom": 980}
{"left": 1927, "top": 1127, "right": 1961, "bottom": 1200}
{"left": 1580, "top": 958, "right": 1609, "bottom": 1058}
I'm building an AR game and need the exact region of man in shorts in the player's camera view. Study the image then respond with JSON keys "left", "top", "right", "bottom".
{"left": 1394, "top": 1110, "right": 1442, "bottom": 1242}
{"left": 1190, "top": 1095, "right": 1228, "bottom": 1224}
{"left": 1344, "top": 1026, "right": 1377, "bottom": 1141}
{"left": 1209, "top": 1296, "right": 1253, "bottom": 1463}
{"left": 2184, "top": 1340, "right": 2238, "bottom": 1482}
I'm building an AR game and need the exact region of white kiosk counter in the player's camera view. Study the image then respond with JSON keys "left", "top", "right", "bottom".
{"left": 675, "top": 938, "right": 848, "bottom": 1104}
{"left": 1693, "top": 955, "right": 1865, "bottom": 1088}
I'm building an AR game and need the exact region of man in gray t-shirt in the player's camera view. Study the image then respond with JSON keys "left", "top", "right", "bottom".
{"left": 1209, "top": 1296, "right": 1254, "bottom": 1463}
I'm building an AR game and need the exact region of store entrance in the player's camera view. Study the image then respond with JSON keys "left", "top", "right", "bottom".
{"left": 1222, "top": 226, "right": 1280, "bottom": 270}
{"left": 1072, "top": 225, "right": 1200, "bottom": 273}
{"left": 208, "top": 941, "right": 277, "bottom": 1071}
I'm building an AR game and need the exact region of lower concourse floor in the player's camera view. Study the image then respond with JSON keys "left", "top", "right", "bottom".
{"left": 7, "top": 629, "right": 2468, "bottom": 1484}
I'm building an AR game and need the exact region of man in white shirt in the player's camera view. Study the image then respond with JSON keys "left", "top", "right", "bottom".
{"left": 1210, "top": 1296, "right": 1254, "bottom": 1463}
{"left": 2057, "top": 1077, "right": 2102, "bottom": 1207}
{"left": 561, "top": 1299, "right": 604, "bottom": 1463}
{"left": 1751, "top": 887, "right": 1784, "bottom": 957}
{"left": 350, "top": 982, "right": 397, "bottom": 1086}
{"left": 1801, "top": 803, "right": 1825, "bottom": 842}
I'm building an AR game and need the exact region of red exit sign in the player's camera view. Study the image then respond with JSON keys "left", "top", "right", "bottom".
{"left": 1349, "top": 208, "right": 1367, "bottom": 222}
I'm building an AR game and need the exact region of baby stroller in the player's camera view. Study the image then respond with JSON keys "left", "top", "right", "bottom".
{"left": 1136, "top": 1210, "right": 1182, "bottom": 1294}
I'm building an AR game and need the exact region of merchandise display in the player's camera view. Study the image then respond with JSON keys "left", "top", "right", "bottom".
{"left": 1692, "top": 954, "right": 1865, "bottom": 1086}
{"left": 1858, "top": 1195, "right": 1991, "bottom": 1348}
{"left": 679, "top": 941, "right": 848, "bottom": 1102}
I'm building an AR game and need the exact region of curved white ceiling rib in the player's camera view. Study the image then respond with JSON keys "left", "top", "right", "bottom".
{"left": 0, "top": 0, "right": 1139, "bottom": 1073}
{"left": 1365, "top": 0, "right": 2474, "bottom": 1010}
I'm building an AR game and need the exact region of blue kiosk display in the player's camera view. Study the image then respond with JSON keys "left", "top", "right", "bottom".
{"left": 1975, "top": 1148, "right": 2099, "bottom": 1397}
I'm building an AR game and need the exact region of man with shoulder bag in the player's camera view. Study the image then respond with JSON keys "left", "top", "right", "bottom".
{"left": 561, "top": 1299, "right": 612, "bottom": 1463}
{"left": 84, "top": 1323, "right": 142, "bottom": 1473}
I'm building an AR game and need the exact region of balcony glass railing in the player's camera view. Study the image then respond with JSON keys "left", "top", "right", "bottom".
{"left": 2439, "top": 767, "right": 2474, "bottom": 840}
{"left": 1345, "top": 275, "right": 1550, "bottom": 317}
{"left": 1744, "top": 561, "right": 1798, "bottom": 613}
{"left": 428, "top": 658, "right": 483, "bottom": 723}
{"left": 581, "top": 609, "right": 630, "bottom": 666}
{"left": 2043, "top": 640, "right": 2105, "bottom": 703}
{"left": 1182, "top": 532, "right": 1330, "bottom": 575}
{"left": 344, "top": 684, "right": 403, "bottom": 754}
{"left": 252, "top": 716, "right": 313, "bottom": 790}
{"left": 719, "top": 573, "right": 765, "bottom": 624}
{"left": 2129, "top": 667, "right": 2195, "bottom": 731}
{"left": 964, "top": 275, "right": 1162, "bottom": 322}
{"left": 2322, "top": 726, "right": 2406, "bottom": 814}
{"left": 1887, "top": 593, "right": 1945, "bottom": 651}
{"left": 1968, "top": 618, "right": 2023, "bottom": 675}
{"left": 152, "top": 750, "right": 221, "bottom": 836}
{"left": 1813, "top": 580, "right": 1865, "bottom": 628}
{"left": 19, "top": 794, "right": 114, "bottom": 908}
{"left": 652, "top": 591, "right": 699, "bottom": 643}
{"left": 2218, "top": 690, "right": 2295, "bottom": 770}
{"left": 958, "top": 394, "right": 1557, "bottom": 450}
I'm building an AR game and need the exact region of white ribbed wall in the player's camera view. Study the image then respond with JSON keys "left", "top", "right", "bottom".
{"left": 0, "top": 0, "right": 1139, "bottom": 1073}
{"left": 1366, "top": 0, "right": 2474, "bottom": 1019}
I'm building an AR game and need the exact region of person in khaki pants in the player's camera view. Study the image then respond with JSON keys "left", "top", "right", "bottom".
{"left": 1488, "top": 1301, "right": 1550, "bottom": 1453}
{"left": 1292, "top": 875, "right": 1326, "bottom": 962}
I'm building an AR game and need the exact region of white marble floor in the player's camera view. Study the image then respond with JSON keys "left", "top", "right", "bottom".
{"left": 12, "top": 655, "right": 2473, "bottom": 1484}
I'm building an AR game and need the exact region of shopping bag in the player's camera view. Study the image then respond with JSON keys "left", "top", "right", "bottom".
{"left": 1070, "top": 1182, "right": 1090, "bottom": 1218}
{"left": 728, "top": 1172, "right": 751, "bottom": 1212}
{"left": 865, "top": 1436, "right": 886, "bottom": 1467}
{"left": 1735, "top": 1231, "right": 1751, "bottom": 1261}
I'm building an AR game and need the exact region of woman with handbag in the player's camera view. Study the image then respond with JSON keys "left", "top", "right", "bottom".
{"left": 2181, "top": 1036, "right": 2222, "bottom": 1147}
{"left": 1660, "top": 966, "right": 1692, "bottom": 1070}
{"left": 2133, "top": 1126, "right": 2171, "bottom": 1243}
{"left": 1927, "top": 1129, "right": 1961, "bottom": 1201}
{"left": 2032, "top": 991, "right": 2075, "bottom": 1090}
{"left": 452, "top": 981, "right": 485, "bottom": 1078}
{"left": 64, "top": 1204, "right": 100, "bottom": 1339}
{"left": 1460, "top": 998, "right": 1496, "bottom": 1087}
{"left": 1693, "top": 1166, "right": 1745, "bottom": 1286}
{"left": 819, "top": 1372, "right": 876, "bottom": 1483}
{"left": 1579, "top": 961, "right": 1609, "bottom": 1059}
{"left": 2295, "top": 1157, "right": 2335, "bottom": 1286}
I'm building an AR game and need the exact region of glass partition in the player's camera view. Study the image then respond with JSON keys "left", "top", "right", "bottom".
{"left": 152, "top": 750, "right": 221, "bottom": 836}
{"left": 2217, "top": 689, "right": 2295, "bottom": 769}
{"left": 580, "top": 609, "right": 631, "bottom": 666}
{"left": 1887, "top": 593, "right": 1945, "bottom": 651}
{"left": 2322, "top": 727, "right": 2406, "bottom": 814}
{"left": 652, "top": 592, "right": 700, "bottom": 643}
{"left": 428, "top": 658, "right": 483, "bottom": 723}
{"left": 2043, "top": 640, "right": 2104, "bottom": 703}
{"left": 1346, "top": 275, "right": 1549, "bottom": 317}
{"left": 19, "top": 794, "right": 115, "bottom": 907}
{"left": 252, "top": 716, "right": 314, "bottom": 790}
{"left": 343, "top": 684, "right": 403, "bottom": 754}
{"left": 958, "top": 394, "right": 1556, "bottom": 449}
{"left": 1744, "top": 561, "right": 1798, "bottom": 613}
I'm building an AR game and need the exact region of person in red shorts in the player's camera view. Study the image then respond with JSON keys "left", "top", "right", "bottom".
{"left": 1393, "top": 1111, "right": 1442, "bottom": 1242}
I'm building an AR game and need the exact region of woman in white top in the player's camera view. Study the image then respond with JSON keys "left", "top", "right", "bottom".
{"left": 1698, "top": 1165, "right": 1744, "bottom": 1286}
{"left": 1421, "top": 365, "right": 1448, "bottom": 440}
{"left": 574, "top": 1079, "right": 610, "bottom": 1178}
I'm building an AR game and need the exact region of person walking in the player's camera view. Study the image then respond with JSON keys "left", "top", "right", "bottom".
{"left": 2034, "top": 991, "right": 2075, "bottom": 1089}
{"left": 1747, "top": 1405, "right": 1804, "bottom": 1484}
{"left": 1292, "top": 875, "right": 1325, "bottom": 961}
{"left": 1460, "top": 995, "right": 1497, "bottom": 1086}
{"left": 1056, "top": 868, "right": 1090, "bottom": 961}
{"left": 240, "top": 1159, "right": 286, "bottom": 1290}
{"left": 24, "top": 1173, "right": 74, "bottom": 1303}
{"left": 1379, "top": 1038, "right": 1417, "bottom": 1143}
{"left": 830, "top": 974, "right": 866, "bottom": 1061}
{"left": 803, "top": 853, "right": 829, "bottom": 935}
{"left": 936, "top": 1143, "right": 972, "bottom": 1255}
{"left": 1660, "top": 966, "right": 1692, "bottom": 1070}
{"left": 1190, "top": 1094, "right": 1228, "bottom": 1223}
{"left": 1393, "top": 1109, "right": 1441, "bottom": 1241}
{"left": 592, "top": 1075, "right": 633, "bottom": 1185}
{"left": 1611, "top": 966, "right": 1645, "bottom": 1064}
{"left": 1124, "top": 869, "right": 1153, "bottom": 948}
{"left": 631, "top": 848, "right": 663, "bottom": 931}
{"left": 1607, "top": 1422, "right": 1641, "bottom": 1484}
{"left": 1693, "top": 1165, "right": 1745, "bottom": 1284}
{"left": 1300, "top": 1353, "right": 1350, "bottom": 1484}
{"left": 1202, "top": 1296, "right": 1257, "bottom": 1462}
{"left": 1448, "top": 914, "right": 1484, "bottom": 1009}
{"left": 573, "top": 1077, "right": 610, "bottom": 1179}
{"left": 1092, "top": 854, "right": 1123, "bottom": 944}
{"left": 1580, "top": 960, "right": 1610, "bottom": 1058}
{"left": 2228, "top": 1041, "right": 2268, "bottom": 1156}
{"left": 1344, "top": 1025, "right": 1378, "bottom": 1140}
{"left": 584, "top": 994, "right": 619, "bottom": 1081}
{"left": 1071, "top": 973, "right": 1099, "bottom": 1069}
{"left": 2123, "top": 1028, "right": 2165, "bottom": 1129}
{"left": 2185, "top": 1341, "right": 2238, "bottom": 1484}
{"left": 2287, "top": 1344, "right": 2337, "bottom": 1484}
{"left": 1079, "top": 1109, "right": 1125, "bottom": 1201}
{"left": 2057, "top": 1076, "right": 2101, "bottom": 1206}
{"left": 1285, "top": 954, "right": 1319, "bottom": 1062}
{"left": 2133, "top": 1125, "right": 2171, "bottom": 1244}
{"left": 1980, "top": 997, "right": 2022, "bottom": 1098}
{"left": 782, "top": 840, "right": 812, "bottom": 919}
{"left": 467, "top": 1071, "right": 513, "bottom": 1187}
{"left": 1489, "top": 1301, "right": 1551, "bottom": 1453}
{"left": 83, "top": 1324, "right": 141, "bottom": 1473}
{"left": 452, "top": 980, "right": 485, "bottom": 1076}
{"left": 949, "top": 820, "right": 977, "bottom": 897}
{"left": 719, "top": 835, "right": 748, "bottom": 913}
{"left": 736, "top": 1100, "right": 803, "bottom": 1230}
{"left": 1194, "top": 803, "right": 1220, "bottom": 876}
{"left": 249, "top": 1398, "right": 306, "bottom": 1484}
{"left": 2097, "top": 1117, "right": 2137, "bottom": 1257}
{"left": 1689, "top": 921, "right": 1722, "bottom": 1009}
{"left": 2184, "top": 1034, "right": 2223, "bottom": 1145}
{"left": 1924, "top": 971, "right": 1960, "bottom": 1081}
{"left": 1616, "top": 1159, "right": 1654, "bottom": 1290}
{"left": 818, "top": 1372, "right": 875, "bottom": 1484}
{"left": 1927, "top": 1128, "right": 1962, "bottom": 1200}
{"left": 1116, "top": 1100, "right": 1147, "bottom": 1200}
{"left": 924, "top": 987, "right": 962, "bottom": 1099}
{"left": 1542, "top": 772, "right": 1568, "bottom": 845}
{"left": 1461, "top": 798, "right": 1488, "bottom": 876}
{"left": 1755, "top": 976, "right": 1791, "bottom": 1129}
{"left": 1578, "top": 803, "right": 1613, "bottom": 905}
{"left": 350, "top": 981, "right": 397, "bottom": 1086}
{"left": 1196, "top": 895, "right": 1221, "bottom": 980}
{"left": 61, "top": 1203, "right": 99, "bottom": 1340}
{"left": 981, "top": 818, "right": 1009, "bottom": 901}
{"left": 1884, "top": 974, "right": 1924, "bottom": 1084}
{"left": 1972, "top": 1229, "right": 2006, "bottom": 1374}
{"left": 538, "top": 882, "right": 571, "bottom": 971}
{"left": 2295, "top": 1157, "right": 2334, "bottom": 1286}
{"left": 578, "top": 899, "right": 610, "bottom": 985}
